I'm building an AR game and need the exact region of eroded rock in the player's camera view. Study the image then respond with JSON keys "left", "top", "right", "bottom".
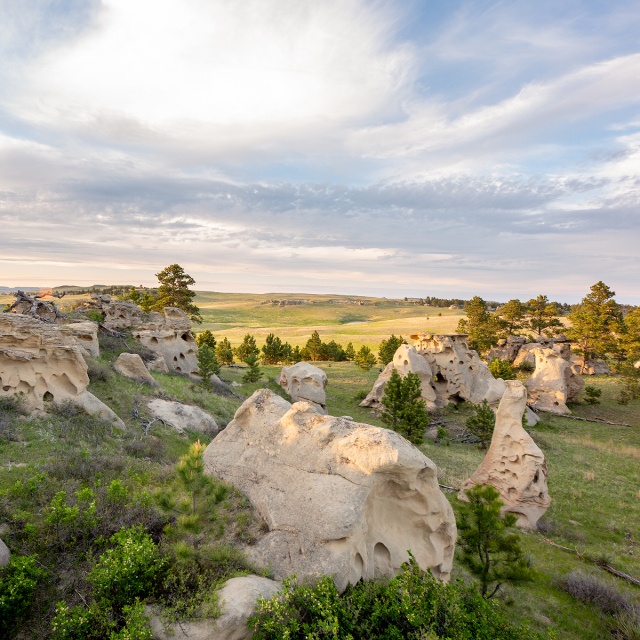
{"left": 60, "top": 322, "right": 100, "bottom": 358}
{"left": 204, "top": 390, "right": 456, "bottom": 591}
{"left": 146, "top": 398, "right": 219, "bottom": 435}
{"left": 459, "top": 381, "right": 550, "bottom": 528}
{"left": 114, "top": 353, "right": 159, "bottom": 387}
{"left": 0, "top": 314, "right": 123, "bottom": 426}
{"left": 570, "top": 356, "right": 611, "bottom": 376}
{"left": 277, "top": 361, "right": 328, "bottom": 413}
{"left": 487, "top": 336, "right": 527, "bottom": 363}
{"left": 0, "top": 537, "right": 10, "bottom": 567}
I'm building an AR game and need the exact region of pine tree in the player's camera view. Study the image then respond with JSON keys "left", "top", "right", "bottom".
{"left": 466, "top": 399, "right": 496, "bottom": 448}
{"left": 153, "top": 263, "right": 202, "bottom": 323}
{"left": 457, "top": 484, "right": 534, "bottom": 598}
{"left": 498, "top": 299, "right": 526, "bottom": 335}
{"left": 215, "top": 337, "right": 234, "bottom": 365}
{"left": 196, "top": 329, "right": 217, "bottom": 351}
{"left": 305, "top": 331, "right": 324, "bottom": 361}
{"left": 242, "top": 353, "right": 262, "bottom": 383}
{"left": 378, "top": 334, "right": 405, "bottom": 365}
{"left": 234, "top": 334, "right": 259, "bottom": 362}
{"left": 380, "top": 370, "right": 429, "bottom": 445}
{"left": 457, "top": 296, "right": 503, "bottom": 352}
{"left": 525, "top": 295, "right": 563, "bottom": 337}
{"left": 354, "top": 345, "right": 377, "bottom": 371}
{"left": 197, "top": 344, "right": 220, "bottom": 385}
{"left": 177, "top": 440, "right": 209, "bottom": 514}
{"left": 261, "top": 333, "right": 286, "bottom": 364}
{"left": 345, "top": 342, "right": 356, "bottom": 361}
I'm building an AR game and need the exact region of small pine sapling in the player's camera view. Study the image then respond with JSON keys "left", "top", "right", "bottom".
{"left": 466, "top": 399, "right": 496, "bottom": 448}
{"left": 381, "top": 370, "right": 429, "bottom": 446}
{"left": 197, "top": 344, "right": 220, "bottom": 386}
{"left": 354, "top": 345, "right": 377, "bottom": 371}
{"left": 242, "top": 353, "right": 262, "bottom": 383}
{"left": 584, "top": 385, "right": 602, "bottom": 405}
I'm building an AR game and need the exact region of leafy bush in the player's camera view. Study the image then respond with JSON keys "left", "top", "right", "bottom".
{"left": 0, "top": 555, "right": 46, "bottom": 637}
{"left": 249, "top": 554, "right": 542, "bottom": 639}
{"left": 488, "top": 359, "right": 517, "bottom": 380}
{"left": 465, "top": 399, "right": 495, "bottom": 448}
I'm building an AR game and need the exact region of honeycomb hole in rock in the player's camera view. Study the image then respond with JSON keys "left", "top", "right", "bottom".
{"left": 2, "top": 386, "right": 9, "bottom": 392}
{"left": 150, "top": 337, "right": 159, "bottom": 344}
{"left": 173, "top": 356, "right": 178, "bottom": 361}
{"left": 404, "top": 360, "right": 409, "bottom": 366}
{"left": 533, "top": 471, "right": 539, "bottom": 483}
{"left": 434, "top": 373, "right": 445, "bottom": 383}
{"left": 179, "top": 354, "right": 185, "bottom": 360}
{"left": 181, "top": 333, "right": 189, "bottom": 341}
{"left": 43, "top": 391, "right": 54, "bottom": 402}
{"left": 52, "top": 373, "right": 79, "bottom": 396}
{"left": 373, "top": 542, "right": 392, "bottom": 578}
{"left": 176, "top": 367, "right": 182, "bottom": 372}
{"left": 352, "top": 552, "right": 364, "bottom": 583}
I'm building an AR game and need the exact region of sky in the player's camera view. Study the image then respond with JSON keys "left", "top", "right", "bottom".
{"left": 0, "top": 0, "right": 639, "bottom": 303}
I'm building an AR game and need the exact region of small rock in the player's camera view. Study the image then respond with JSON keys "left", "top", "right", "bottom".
{"left": 114, "top": 353, "right": 159, "bottom": 387}
{"left": 0, "top": 538, "right": 10, "bottom": 567}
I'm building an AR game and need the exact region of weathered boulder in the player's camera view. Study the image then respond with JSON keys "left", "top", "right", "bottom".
{"left": 459, "top": 381, "right": 550, "bottom": 528}
{"left": 60, "top": 321, "right": 100, "bottom": 358}
{"left": 0, "top": 315, "right": 123, "bottom": 426}
{"left": 114, "top": 353, "right": 159, "bottom": 387}
{"left": 486, "top": 336, "right": 527, "bottom": 363}
{"left": 204, "top": 390, "right": 456, "bottom": 591}
{"left": 360, "top": 345, "right": 437, "bottom": 409}
{"left": 146, "top": 398, "right": 219, "bottom": 435}
{"left": 100, "top": 300, "right": 146, "bottom": 329}
{"left": 146, "top": 355, "right": 169, "bottom": 373}
{"left": 0, "top": 537, "right": 10, "bottom": 567}
{"left": 570, "top": 356, "right": 611, "bottom": 376}
{"left": 133, "top": 308, "right": 198, "bottom": 376}
{"left": 277, "top": 361, "right": 328, "bottom": 413}
{"left": 525, "top": 347, "right": 584, "bottom": 414}
{"left": 513, "top": 336, "right": 571, "bottom": 369}
{"left": 147, "top": 575, "right": 281, "bottom": 640}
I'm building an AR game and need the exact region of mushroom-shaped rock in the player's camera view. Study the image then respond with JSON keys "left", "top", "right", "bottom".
{"left": 147, "top": 575, "right": 281, "bottom": 640}
{"left": 525, "top": 347, "right": 583, "bottom": 414}
{"left": 60, "top": 322, "right": 100, "bottom": 358}
{"left": 204, "top": 389, "right": 456, "bottom": 591}
{"left": 459, "top": 381, "right": 550, "bottom": 528}
{"left": 277, "top": 361, "right": 328, "bottom": 413}
{"left": 146, "top": 398, "right": 219, "bottom": 435}
{"left": 0, "top": 315, "right": 124, "bottom": 426}
{"left": 114, "top": 353, "right": 159, "bottom": 387}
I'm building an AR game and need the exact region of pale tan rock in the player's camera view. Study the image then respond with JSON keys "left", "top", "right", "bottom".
{"left": 0, "top": 315, "right": 123, "bottom": 426}
{"left": 133, "top": 308, "right": 198, "bottom": 376}
{"left": 360, "top": 345, "right": 437, "bottom": 409}
{"left": 146, "top": 398, "right": 219, "bottom": 435}
{"left": 146, "top": 355, "right": 169, "bottom": 373}
{"left": 204, "top": 390, "right": 456, "bottom": 591}
{"left": 0, "top": 537, "right": 10, "bottom": 567}
{"left": 147, "top": 575, "right": 281, "bottom": 640}
{"left": 60, "top": 321, "right": 100, "bottom": 357}
{"left": 114, "top": 353, "right": 159, "bottom": 387}
{"left": 487, "top": 336, "right": 527, "bottom": 363}
{"left": 277, "top": 361, "right": 328, "bottom": 413}
{"left": 459, "top": 381, "right": 550, "bottom": 528}
{"left": 570, "top": 356, "right": 611, "bottom": 376}
{"left": 100, "top": 300, "right": 146, "bottom": 329}
{"left": 525, "top": 347, "right": 584, "bottom": 414}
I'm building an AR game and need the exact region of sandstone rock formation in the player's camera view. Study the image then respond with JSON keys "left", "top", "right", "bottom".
{"left": 132, "top": 308, "right": 198, "bottom": 376}
{"left": 277, "top": 361, "right": 328, "bottom": 413}
{"left": 114, "top": 353, "right": 159, "bottom": 387}
{"left": 60, "top": 322, "right": 100, "bottom": 358}
{"left": 525, "top": 347, "right": 584, "bottom": 414}
{"left": 0, "top": 315, "right": 123, "bottom": 426}
{"left": 146, "top": 398, "right": 220, "bottom": 435}
{"left": 204, "top": 390, "right": 456, "bottom": 591}
{"left": 570, "top": 356, "right": 611, "bottom": 376}
{"left": 98, "top": 299, "right": 146, "bottom": 329}
{"left": 0, "top": 537, "right": 10, "bottom": 567}
{"left": 147, "top": 575, "right": 281, "bottom": 640}
{"left": 459, "top": 381, "right": 550, "bottom": 528}
{"left": 487, "top": 336, "right": 527, "bottom": 363}
{"left": 146, "top": 355, "right": 169, "bottom": 373}
{"left": 362, "top": 334, "right": 505, "bottom": 410}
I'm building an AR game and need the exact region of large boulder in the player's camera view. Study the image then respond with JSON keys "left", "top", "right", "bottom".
{"left": 114, "top": 353, "right": 159, "bottom": 387}
{"left": 99, "top": 299, "right": 146, "bottom": 329}
{"left": 277, "top": 361, "right": 328, "bottom": 413}
{"left": 146, "top": 398, "right": 220, "bottom": 435}
{"left": 0, "top": 315, "right": 124, "bottom": 426}
{"left": 459, "top": 381, "right": 550, "bottom": 528}
{"left": 360, "top": 345, "right": 437, "bottom": 409}
{"left": 204, "top": 390, "right": 456, "bottom": 591}
{"left": 570, "top": 356, "right": 611, "bottom": 376}
{"left": 525, "top": 347, "right": 584, "bottom": 414}
{"left": 486, "top": 336, "right": 527, "bottom": 363}
{"left": 147, "top": 575, "right": 281, "bottom": 640}
{"left": 133, "top": 308, "right": 199, "bottom": 376}
{"left": 59, "top": 322, "right": 100, "bottom": 358}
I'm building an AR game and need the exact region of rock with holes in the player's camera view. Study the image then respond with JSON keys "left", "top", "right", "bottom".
{"left": 146, "top": 398, "right": 219, "bottom": 435}
{"left": 459, "top": 381, "right": 550, "bottom": 528}
{"left": 99, "top": 299, "right": 147, "bottom": 329}
{"left": 60, "top": 321, "right": 100, "bottom": 358}
{"left": 114, "top": 353, "right": 159, "bottom": 387}
{"left": 0, "top": 314, "right": 124, "bottom": 426}
{"left": 204, "top": 389, "right": 456, "bottom": 591}
{"left": 360, "top": 344, "right": 438, "bottom": 410}
{"left": 525, "top": 347, "right": 584, "bottom": 414}
{"left": 570, "top": 356, "right": 611, "bottom": 376}
{"left": 132, "top": 308, "right": 198, "bottom": 376}
{"left": 147, "top": 574, "right": 281, "bottom": 640}
{"left": 486, "top": 336, "right": 528, "bottom": 364}
{"left": 277, "top": 361, "right": 328, "bottom": 413}
{"left": 0, "top": 537, "right": 10, "bottom": 567}
{"left": 146, "top": 355, "right": 169, "bottom": 373}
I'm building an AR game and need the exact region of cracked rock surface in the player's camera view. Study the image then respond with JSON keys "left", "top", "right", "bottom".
{"left": 204, "top": 389, "right": 456, "bottom": 591}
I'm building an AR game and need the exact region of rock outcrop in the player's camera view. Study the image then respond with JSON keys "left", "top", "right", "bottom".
{"left": 204, "top": 390, "right": 456, "bottom": 591}
{"left": 0, "top": 537, "right": 10, "bottom": 567}
{"left": 60, "top": 322, "right": 100, "bottom": 358}
{"left": 525, "top": 347, "right": 584, "bottom": 414}
{"left": 146, "top": 356, "right": 169, "bottom": 373}
{"left": 147, "top": 575, "right": 281, "bottom": 640}
{"left": 487, "top": 336, "right": 527, "bottom": 363}
{"left": 146, "top": 398, "right": 220, "bottom": 435}
{"left": 132, "top": 308, "right": 198, "bottom": 376}
{"left": 0, "top": 314, "right": 123, "bottom": 426}
{"left": 98, "top": 299, "right": 146, "bottom": 330}
{"left": 114, "top": 353, "right": 159, "bottom": 387}
{"left": 570, "top": 356, "right": 611, "bottom": 376}
{"left": 277, "top": 361, "right": 328, "bottom": 413}
{"left": 362, "top": 334, "right": 505, "bottom": 410}
{"left": 459, "top": 381, "right": 550, "bottom": 528}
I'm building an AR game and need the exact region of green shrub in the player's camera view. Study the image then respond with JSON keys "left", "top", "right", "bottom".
{"left": 488, "top": 359, "right": 517, "bottom": 380}
{"left": 242, "top": 353, "right": 262, "bottom": 383}
{"left": 354, "top": 345, "right": 377, "bottom": 371}
{"left": 249, "top": 554, "right": 542, "bottom": 639}
{"left": 378, "top": 334, "right": 405, "bottom": 365}
{"left": 583, "top": 385, "right": 602, "bottom": 405}
{"left": 381, "top": 370, "right": 429, "bottom": 445}
{"left": 465, "top": 399, "right": 496, "bottom": 448}
{"left": 0, "top": 555, "right": 46, "bottom": 637}
{"left": 197, "top": 344, "right": 220, "bottom": 385}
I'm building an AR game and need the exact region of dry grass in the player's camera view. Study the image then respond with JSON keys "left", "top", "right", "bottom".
{"left": 561, "top": 434, "right": 640, "bottom": 459}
